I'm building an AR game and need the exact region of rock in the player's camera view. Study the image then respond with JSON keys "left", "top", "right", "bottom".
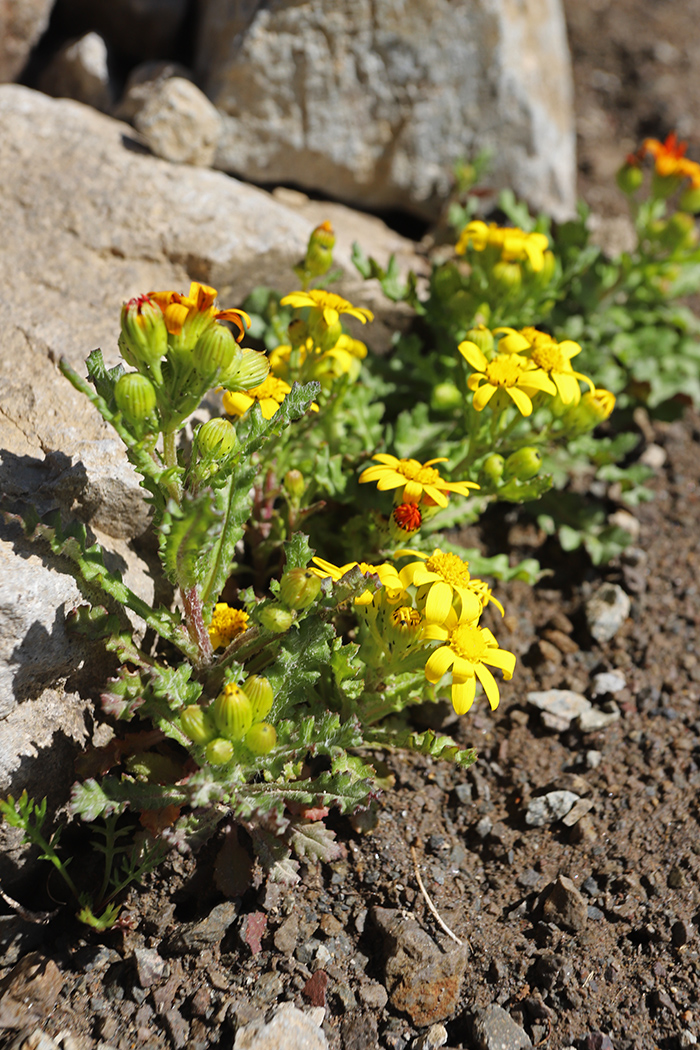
{"left": 133, "top": 947, "right": 169, "bottom": 989}
{"left": 607, "top": 509, "right": 640, "bottom": 543}
{"left": 590, "top": 671, "right": 626, "bottom": 697}
{"left": 232, "top": 1002, "right": 328, "bottom": 1049}
{"left": 471, "top": 1004, "right": 532, "bottom": 1050}
{"left": 560, "top": 798, "right": 595, "bottom": 827}
{"left": 578, "top": 701, "right": 621, "bottom": 732}
{"left": 0, "top": 953, "right": 64, "bottom": 1029}
{"left": 115, "top": 60, "right": 193, "bottom": 122}
{"left": 38, "top": 33, "right": 114, "bottom": 113}
{"left": 585, "top": 583, "right": 631, "bottom": 643}
{"left": 197, "top": 0, "right": 575, "bottom": 221}
{"left": 133, "top": 77, "right": 223, "bottom": 167}
{"left": 541, "top": 875, "right": 588, "bottom": 932}
{"left": 340, "top": 1011, "right": 378, "bottom": 1050}
{"left": 372, "top": 907, "right": 468, "bottom": 1026}
{"left": 585, "top": 750, "right": 602, "bottom": 769}
{"left": 639, "top": 443, "right": 667, "bottom": 469}
{"left": 164, "top": 901, "right": 240, "bottom": 954}
{"left": 412, "top": 1024, "right": 448, "bottom": 1049}
{"left": 525, "top": 791, "right": 580, "bottom": 827}
{"left": 358, "top": 980, "right": 388, "bottom": 1011}
{"left": 527, "top": 689, "right": 591, "bottom": 731}
{"left": 584, "top": 1034, "right": 614, "bottom": 1050}
{"left": 0, "top": 0, "right": 54, "bottom": 82}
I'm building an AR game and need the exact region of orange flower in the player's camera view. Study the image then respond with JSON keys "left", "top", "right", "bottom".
{"left": 150, "top": 281, "right": 251, "bottom": 344}
{"left": 642, "top": 133, "right": 700, "bottom": 187}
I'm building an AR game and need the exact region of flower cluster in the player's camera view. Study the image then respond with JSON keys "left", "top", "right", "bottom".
{"left": 619, "top": 133, "right": 700, "bottom": 211}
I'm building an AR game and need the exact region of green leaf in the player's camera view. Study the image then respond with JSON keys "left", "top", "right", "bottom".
{"left": 158, "top": 489, "right": 224, "bottom": 590}
{"left": 364, "top": 726, "right": 478, "bottom": 768}
{"left": 287, "top": 821, "right": 342, "bottom": 863}
{"left": 70, "top": 777, "right": 187, "bottom": 822}
{"left": 283, "top": 532, "right": 315, "bottom": 571}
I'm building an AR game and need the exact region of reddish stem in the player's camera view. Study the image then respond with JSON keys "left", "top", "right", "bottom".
{"left": 182, "top": 586, "right": 213, "bottom": 664}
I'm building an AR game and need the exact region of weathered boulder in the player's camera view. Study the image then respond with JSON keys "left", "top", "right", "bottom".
{"left": 0, "top": 0, "right": 54, "bottom": 82}
{"left": 197, "top": 0, "right": 576, "bottom": 220}
{"left": 38, "top": 31, "right": 114, "bottom": 112}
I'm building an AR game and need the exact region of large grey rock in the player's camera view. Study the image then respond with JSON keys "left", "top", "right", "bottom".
{"left": 133, "top": 76, "right": 223, "bottom": 166}
{"left": 233, "top": 1003, "right": 328, "bottom": 1049}
{"left": 0, "top": 0, "right": 54, "bottom": 82}
{"left": 197, "top": 0, "right": 576, "bottom": 220}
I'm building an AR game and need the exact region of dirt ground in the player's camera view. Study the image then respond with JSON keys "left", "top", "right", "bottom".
{"left": 2, "top": 3, "right": 700, "bottom": 1049}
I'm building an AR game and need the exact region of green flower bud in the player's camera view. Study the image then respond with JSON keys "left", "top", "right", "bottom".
{"left": 180, "top": 704, "right": 217, "bottom": 746}
{"left": 481, "top": 453, "right": 505, "bottom": 485}
{"left": 114, "top": 372, "right": 157, "bottom": 423}
{"left": 245, "top": 722, "right": 278, "bottom": 755}
{"left": 258, "top": 605, "right": 294, "bottom": 633}
{"left": 491, "top": 261, "right": 522, "bottom": 291}
{"left": 220, "top": 347, "right": 270, "bottom": 392}
{"left": 279, "top": 568, "right": 322, "bottom": 610}
{"left": 562, "top": 388, "right": 616, "bottom": 434}
{"left": 205, "top": 737, "right": 234, "bottom": 765}
{"left": 652, "top": 172, "right": 683, "bottom": 200}
{"left": 243, "top": 676, "right": 274, "bottom": 722}
{"left": 431, "top": 381, "right": 462, "bottom": 412}
{"left": 287, "top": 318, "right": 309, "bottom": 348}
{"left": 192, "top": 323, "right": 240, "bottom": 377}
{"left": 284, "top": 469, "right": 305, "bottom": 499}
{"left": 463, "top": 324, "right": 494, "bottom": 358}
{"left": 197, "top": 418, "right": 237, "bottom": 458}
{"left": 679, "top": 186, "right": 700, "bottom": 213}
{"left": 304, "top": 221, "right": 335, "bottom": 278}
{"left": 504, "top": 447, "right": 542, "bottom": 481}
{"left": 120, "top": 295, "right": 168, "bottom": 383}
{"left": 616, "top": 162, "right": 644, "bottom": 195}
{"left": 213, "top": 684, "right": 253, "bottom": 741}
{"left": 658, "top": 211, "right": 696, "bottom": 250}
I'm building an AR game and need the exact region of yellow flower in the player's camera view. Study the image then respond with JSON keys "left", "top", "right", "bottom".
{"left": 150, "top": 281, "right": 250, "bottom": 343}
{"left": 455, "top": 221, "right": 550, "bottom": 273}
{"left": 270, "top": 333, "right": 367, "bottom": 384}
{"left": 310, "top": 557, "right": 405, "bottom": 607}
{"left": 423, "top": 612, "right": 516, "bottom": 715}
{"left": 497, "top": 327, "right": 593, "bottom": 406}
{"left": 208, "top": 604, "right": 250, "bottom": 650}
{"left": 222, "top": 376, "right": 319, "bottom": 419}
{"left": 458, "top": 341, "right": 557, "bottom": 417}
{"left": 397, "top": 549, "right": 504, "bottom": 624}
{"left": 358, "top": 455, "right": 479, "bottom": 508}
{"left": 280, "top": 290, "right": 374, "bottom": 326}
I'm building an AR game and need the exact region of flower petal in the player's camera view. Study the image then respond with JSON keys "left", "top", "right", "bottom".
{"left": 424, "top": 645, "right": 455, "bottom": 683}
{"left": 451, "top": 675, "right": 476, "bottom": 714}
{"left": 475, "top": 663, "right": 501, "bottom": 709}
{"left": 506, "top": 386, "right": 533, "bottom": 416}
{"left": 424, "top": 581, "right": 455, "bottom": 624}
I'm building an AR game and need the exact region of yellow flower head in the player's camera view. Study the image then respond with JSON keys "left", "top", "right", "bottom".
{"left": 149, "top": 281, "right": 250, "bottom": 345}
{"left": 359, "top": 455, "right": 479, "bottom": 508}
{"left": 458, "top": 341, "right": 557, "bottom": 417}
{"left": 423, "top": 611, "right": 516, "bottom": 715}
{"left": 280, "top": 290, "right": 374, "bottom": 327}
{"left": 496, "top": 327, "right": 594, "bottom": 406}
{"left": 270, "top": 333, "right": 367, "bottom": 385}
{"left": 456, "top": 221, "right": 550, "bottom": 273}
{"left": 208, "top": 604, "right": 250, "bottom": 650}
{"left": 397, "top": 549, "right": 504, "bottom": 624}
{"left": 310, "top": 557, "right": 405, "bottom": 607}
{"left": 222, "top": 376, "right": 319, "bottom": 419}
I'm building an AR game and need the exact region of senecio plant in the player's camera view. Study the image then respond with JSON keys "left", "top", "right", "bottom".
{"left": 6, "top": 135, "right": 696, "bottom": 927}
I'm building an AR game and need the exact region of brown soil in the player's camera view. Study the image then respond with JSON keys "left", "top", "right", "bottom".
{"left": 3, "top": 5, "right": 700, "bottom": 1050}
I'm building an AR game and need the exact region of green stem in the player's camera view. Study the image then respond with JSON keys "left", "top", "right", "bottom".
{"left": 162, "top": 430, "right": 181, "bottom": 503}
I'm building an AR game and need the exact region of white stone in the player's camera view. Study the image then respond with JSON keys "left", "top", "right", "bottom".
{"left": 38, "top": 32, "right": 113, "bottom": 113}
{"left": 527, "top": 689, "right": 592, "bottom": 731}
{"left": 197, "top": 0, "right": 576, "bottom": 220}
{"left": 585, "top": 583, "right": 631, "bottom": 643}
{"left": 134, "top": 76, "right": 223, "bottom": 167}
{"left": 233, "top": 1003, "right": 328, "bottom": 1050}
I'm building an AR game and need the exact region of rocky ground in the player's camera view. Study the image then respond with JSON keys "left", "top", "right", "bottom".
{"left": 2, "top": 2, "right": 700, "bottom": 1049}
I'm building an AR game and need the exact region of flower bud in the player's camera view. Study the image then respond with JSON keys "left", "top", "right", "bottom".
{"left": 563, "top": 388, "right": 616, "bottom": 433}
{"left": 120, "top": 295, "right": 168, "bottom": 382}
{"left": 389, "top": 502, "right": 422, "bottom": 542}
{"left": 431, "top": 381, "right": 462, "bottom": 412}
{"left": 213, "top": 684, "right": 254, "bottom": 741}
{"left": 463, "top": 324, "right": 494, "bottom": 358}
{"left": 658, "top": 211, "right": 697, "bottom": 250}
{"left": 220, "top": 347, "right": 270, "bottom": 392}
{"left": 284, "top": 469, "right": 305, "bottom": 499}
{"left": 180, "top": 704, "right": 217, "bottom": 746}
{"left": 114, "top": 372, "right": 157, "bottom": 423}
{"left": 481, "top": 454, "right": 505, "bottom": 485}
{"left": 679, "top": 186, "right": 700, "bottom": 213}
{"left": 197, "top": 418, "right": 237, "bottom": 458}
{"left": 385, "top": 606, "right": 422, "bottom": 651}
{"left": 243, "top": 676, "right": 274, "bottom": 722}
{"left": 491, "top": 261, "right": 522, "bottom": 291}
{"left": 192, "top": 323, "right": 240, "bottom": 377}
{"left": 616, "top": 162, "right": 644, "bottom": 195}
{"left": 279, "top": 568, "right": 322, "bottom": 610}
{"left": 504, "top": 447, "right": 542, "bottom": 481}
{"left": 245, "top": 722, "right": 278, "bottom": 755}
{"left": 205, "top": 737, "right": 234, "bottom": 765}
{"left": 652, "top": 172, "right": 682, "bottom": 200}
{"left": 287, "top": 318, "right": 309, "bottom": 348}
{"left": 258, "top": 604, "right": 294, "bottom": 633}
{"left": 304, "top": 221, "right": 335, "bottom": 279}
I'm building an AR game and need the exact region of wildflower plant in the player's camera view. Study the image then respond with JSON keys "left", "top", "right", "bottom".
{"left": 5, "top": 137, "right": 693, "bottom": 923}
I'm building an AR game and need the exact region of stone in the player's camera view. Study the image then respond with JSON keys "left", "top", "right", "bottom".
{"left": 471, "top": 1004, "right": 532, "bottom": 1050}
{"left": 0, "top": 0, "right": 54, "bottom": 82}
{"left": 197, "top": 0, "right": 575, "bottom": 221}
{"left": 372, "top": 906, "right": 468, "bottom": 1026}
{"left": 38, "top": 33, "right": 114, "bottom": 113}
{"left": 115, "top": 61, "right": 193, "bottom": 122}
{"left": 133, "top": 77, "right": 223, "bottom": 167}
{"left": 590, "top": 671, "right": 626, "bottom": 697}
{"left": 527, "top": 689, "right": 591, "bottom": 731}
{"left": 133, "top": 948, "right": 169, "bottom": 989}
{"left": 525, "top": 791, "right": 580, "bottom": 827}
{"left": 0, "top": 953, "right": 64, "bottom": 1029}
{"left": 541, "top": 875, "right": 588, "bottom": 932}
{"left": 578, "top": 702, "right": 621, "bottom": 733}
{"left": 413, "top": 1024, "right": 448, "bottom": 1049}
{"left": 585, "top": 583, "right": 631, "bottom": 643}
{"left": 164, "top": 901, "right": 240, "bottom": 953}
{"left": 232, "top": 1002, "right": 328, "bottom": 1049}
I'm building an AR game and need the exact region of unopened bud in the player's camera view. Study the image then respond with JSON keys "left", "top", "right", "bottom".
{"left": 180, "top": 704, "right": 217, "bottom": 746}
{"left": 243, "top": 676, "right": 274, "bottom": 722}
{"left": 279, "top": 567, "right": 322, "bottom": 610}
{"left": 304, "top": 221, "right": 335, "bottom": 279}
{"left": 284, "top": 469, "right": 305, "bottom": 499}
{"left": 463, "top": 324, "right": 494, "bottom": 358}
{"left": 245, "top": 722, "right": 278, "bottom": 755}
{"left": 564, "top": 388, "right": 616, "bottom": 433}
{"left": 679, "top": 186, "right": 700, "bottom": 213}
{"left": 213, "top": 684, "right": 253, "bottom": 741}
{"left": 114, "top": 372, "right": 157, "bottom": 423}
{"left": 258, "top": 604, "right": 294, "bottom": 633}
{"left": 616, "top": 162, "right": 644, "bottom": 195}
{"left": 491, "top": 261, "right": 522, "bottom": 291}
{"left": 658, "top": 211, "right": 697, "bottom": 250}
{"left": 220, "top": 347, "right": 270, "bottom": 392}
{"left": 504, "top": 447, "right": 542, "bottom": 481}
{"left": 120, "top": 295, "right": 168, "bottom": 382}
{"left": 205, "top": 737, "right": 234, "bottom": 765}
{"left": 197, "top": 417, "right": 236, "bottom": 457}
{"left": 431, "top": 381, "right": 462, "bottom": 412}
{"left": 481, "top": 453, "right": 505, "bottom": 485}
{"left": 193, "top": 323, "right": 240, "bottom": 377}
{"left": 389, "top": 502, "right": 422, "bottom": 542}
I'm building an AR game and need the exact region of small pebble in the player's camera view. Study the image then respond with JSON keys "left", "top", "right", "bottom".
{"left": 585, "top": 583, "right": 631, "bottom": 643}
{"left": 590, "top": 671, "right": 626, "bottom": 696}
{"left": 585, "top": 750, "right": 603, "bottom": 769}
{"left": 525, "top": 791, "right": 580, "bottom": 827}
